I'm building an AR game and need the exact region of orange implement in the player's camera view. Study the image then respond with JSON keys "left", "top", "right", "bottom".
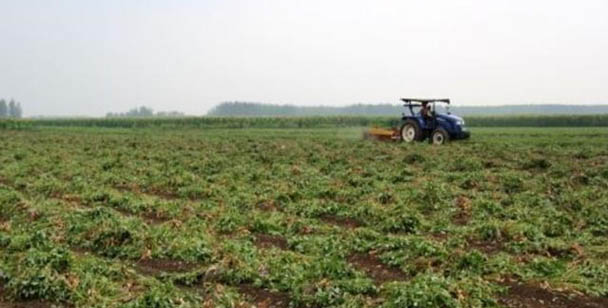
{"left": 364, "top": 127, "right": 401, "bottom": 141}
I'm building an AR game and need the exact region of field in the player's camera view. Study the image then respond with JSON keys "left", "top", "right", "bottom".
{"left": 3, "top": 114, "right": 608, "bottom": 130}
{"left": 1, "top": 126, "right": 608, "bottom": 307}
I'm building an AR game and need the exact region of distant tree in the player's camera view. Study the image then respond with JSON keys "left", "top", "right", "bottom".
{"left": 156, "top": 111, "right": 185, "bottom": 117}
{"left": 122, "top": 106, "right": 152, "bottom": 117}
{"left": 106, "top": 106, "right": 183, "bottom": 118}
{"left": 0, "top": 99, "right": 23, "bottom": 118}
{"left": 206, "top": 102, "right": 608, "bottom": 117}
{"left": 138, "top": 106, "right": 154, "bottom": 117}
{"left": 124, "top": 108, "right": 135, "bottom": 117}
{"left": 15, "top": 102, "right": 23, "bottom": 118}
{"left": 0, "top": 99, "right": 7, "bottom": 117}
{"left": 8, "top": 99, "right": 18, "bottom": 118}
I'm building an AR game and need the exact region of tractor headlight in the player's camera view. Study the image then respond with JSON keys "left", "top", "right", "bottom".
{"left": 457, "top": 120, "right": 465, "bottom": 126}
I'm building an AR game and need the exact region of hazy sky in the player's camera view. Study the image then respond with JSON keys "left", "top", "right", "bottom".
{"left": 1, "top": 0, "right": 607, "bottom": 116}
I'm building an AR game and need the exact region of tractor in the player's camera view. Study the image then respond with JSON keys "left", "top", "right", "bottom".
{"left": 365, "top": 98, "right": 470, "bottom": 145}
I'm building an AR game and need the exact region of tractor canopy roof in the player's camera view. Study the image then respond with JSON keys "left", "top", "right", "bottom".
{"left": 401, "top": 98, "right": 450, "bottom": 104}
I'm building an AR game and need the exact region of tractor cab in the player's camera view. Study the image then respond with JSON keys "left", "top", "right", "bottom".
{"left": 400, "top": 98, "right": 470, "bottom": 144}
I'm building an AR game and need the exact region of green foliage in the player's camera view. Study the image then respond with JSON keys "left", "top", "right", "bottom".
{"left": 456, "top": 251, "right": 487, "bottom": 274}
{"left": 500, "top": 173, "right": 524, "bottom": 194}
{"left": 526, "top": 258, "right": 567, "bottom": 278}
{"left": 403, "top": 153, "right": 425, "bottom": 164}
{"left": 523, "top": 158, "right": 551, "bottom": 170}
{"left": 475, "top": 221, "right": 504, "bottom": 241}
{"left": 1, "top": 126, "right": 608, "bottom": 307}
{"left": 125, "top": 285, "right": 182, "bottom": 308}
{"left": 381, "top": 275, "right": 458, "bottom": 308}
{"left": 24, "top": 248, "right": 73, "bottom": 273}
{"left": 1, "top": 247, "right": 74, "bottom": 302}
{"left": 382, "top": 211, "right": 422, "bottom": 233}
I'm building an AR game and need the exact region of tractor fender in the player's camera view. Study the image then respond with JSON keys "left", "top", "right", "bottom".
{"left": 401, "top": 116, "right": 425, "bottom": 129}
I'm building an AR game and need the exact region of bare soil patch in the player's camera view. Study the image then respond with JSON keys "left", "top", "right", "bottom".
{"left": 115, "top": 184, "right": 179, "bottom": 201}
{"left": 257, "top": 201, "right": 278, "bottom": 212}
{"left": 320, "top": 215, "right": 361, "bottom": 229}
{"left": 429, "top": 232, "right": 449, "bottom": 242}
{"left": 453, "top": 196, "right": 472, "bottom": 225}
{"left": 545, "top": 244, "right": 584, "bottom": 259}
{"left": 296, "top": 225, "right": 317, "bottom": 235}
{"left": 139, "top": 212, "right": 171, "bottom": 224}
{"left": 0, "top": 285, "right": 55, "bottom": 308}
{"left": 348, "top": 253, "right": 405, "bottom": 284}
{"left": 499, "top": 280, "right": 608, "bottom": 308}
{"left": 145, "top": 188, "right": 179, "bottom": 200}
{"left": 0, "top": 301, "right": 56, "bottom": 308}
{"left": 452, "top": 212, "right": 470, "bottom": 225}
{"left": 136, "top": 259, "right": 199, "bottom": 276}
{"left": 254, "top": 234, "right": 288, "bottom": 250}
{"left": 69, "top": 246, "right": 93, "bottom": 257}
{"left": 115, "top": 184, "right": 141, "bottom": 194}
{"left": 468, "top": 239, "right": 504, "bottom": 254}
{"left": 238, "top": 284, "right": 291, "bottom": 308}
{"left": 59, "top": 194, "right": 82, "bottom": 204}
{"left": 109, "top": 207, "right": 169, "bottom": 225}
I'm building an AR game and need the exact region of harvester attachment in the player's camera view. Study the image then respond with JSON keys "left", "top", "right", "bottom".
{"left": 363, "top": 127, "right": 400, "bottom": 141}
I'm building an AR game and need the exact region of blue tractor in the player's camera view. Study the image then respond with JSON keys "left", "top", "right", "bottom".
{"left": 399, "top": 98, "right": 470, "bottom": 145}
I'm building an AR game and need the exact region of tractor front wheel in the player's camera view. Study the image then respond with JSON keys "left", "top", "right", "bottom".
{"left": 400, "top": 120, "right": 422, "bottom": 143}
{"left": 431, "top": 128, "right": 450, "bottom": 145}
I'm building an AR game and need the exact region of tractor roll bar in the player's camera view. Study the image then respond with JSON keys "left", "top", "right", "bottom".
{"left": 401, "top": 98, "right": 450, "bottom": 104}
{"left": 401, "top": 98, "right": 450, "bottom": 117}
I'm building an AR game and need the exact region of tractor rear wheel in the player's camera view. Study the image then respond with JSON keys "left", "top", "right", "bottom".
{"left": 431, "top": 128, "right": 450, "bottom": 145}
{"left": 400, "top": 120, "right": 422, "bottom": 143}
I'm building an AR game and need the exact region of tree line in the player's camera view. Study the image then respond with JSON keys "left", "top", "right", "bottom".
{"left": 0, "top": 99, "right": 23, "bottom": 118}
{"left": 207, "top": 101, "right": 608, "bottom": 116}
{"left": 106, "top": 106, "right": 185, "bottom": 118}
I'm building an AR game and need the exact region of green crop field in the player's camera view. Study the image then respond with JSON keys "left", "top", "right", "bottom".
{"left": 3, "top": 114, "right": 608, "bottom": 130}
{"left": 1, "top": 126, "right": 608, "bottom": 307}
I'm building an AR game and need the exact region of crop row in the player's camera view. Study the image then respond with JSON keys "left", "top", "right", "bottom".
{"left": 2, "top": 114, "right": 608, "bottom": 130}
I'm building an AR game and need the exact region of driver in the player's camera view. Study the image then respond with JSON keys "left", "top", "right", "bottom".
{"left": 420, "top": 102, "right": 432, "bottom": 119}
